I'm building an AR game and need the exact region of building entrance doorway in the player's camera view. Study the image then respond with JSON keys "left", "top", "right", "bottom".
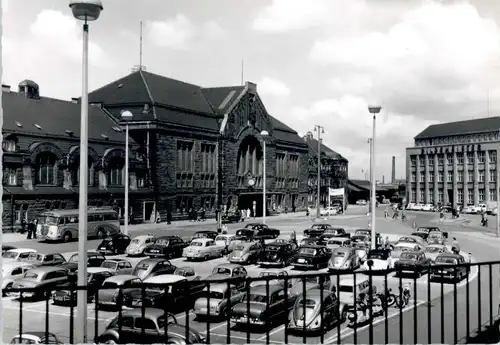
{"left": 143, "top": 201, "right": 156, "bottom": 223}
{"left": 238, "top": 193, "right": 265, "bottom": 217}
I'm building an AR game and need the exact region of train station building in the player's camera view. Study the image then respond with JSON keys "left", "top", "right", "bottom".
{"left": 406, "top": 116, "right": 500, "bottom": 207}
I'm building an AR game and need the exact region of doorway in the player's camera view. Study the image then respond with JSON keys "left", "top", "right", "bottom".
{"left": 238, "top": 193, "right": 265, "bottom": 217}
{"left": 143, "top": 201, "right": 156, "bottom": 223}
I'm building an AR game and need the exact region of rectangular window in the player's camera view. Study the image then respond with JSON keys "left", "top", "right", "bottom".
{"left": 419, "top": 155, "right": 425, "bottom": 167}
{"left": 479, "top": 170, "right": 485, "bottom": 182}
{"left": 429, "top": 189, "right": 434, "bottom": 202}
{"left": 411, "top": 172, "right": 416, "bottom": 182}
{"left": 4, "top": 140, "right": 16, "bottom": 152}
{"left": 438, "top": 154, "right": 444, "bottom": 166}
{"left": 490, "top": 188, "right": 496, "bottom": 201}
{"left": 478, "top": 152, "right": 485, "bottom": 163}
{"left": 489, "top": 150, "right": 497, "bottom": 163}
{"left": 447, "top": 153, "right": 453, "bottom": 165}
{"left": 490, "top": 170, "right": 497, "bottom": 182}
{"left": 7, "top": 168, "right": 17, "bottom": 186}
{"left": 429, "top": 173, "right": 434, "bottom": 182}
{"left": 438, "top": 189, "right": 444, "bottom": 203}
{"left": 447, "top": 172, "right": 453, "bottom": 183}
{"left": 438, "top": 171, "right": 443, "bottom": 182}
{"left": 457, "top": 189, "right": 464, "bottom": 204}
{"left": 479, "top": 189, "right": 485, "bottom": 202}
{"left": 468, "top": 171, "right": 474, "bottom": 182}
{"left": 419, "top": 173, "right": 425, "bottom": 182}
{"left": 457, "top": 171, "right": 463, "bottom": 182}
{"left": 467, "top": 153, "right": 474, "bottom": 164}
{"left": 456, "top": 153, "right": 464, "bottom": 164}
{"left": 419, "top": 190, "right": 425, "bottom": 201}
{"left": 201, "top": 143, "right": 216, "bottom": 174}
{"left": 468, "top": 189, "right": 474, "bottom": 205}
{"left": 411, "top": 191, "right": 416, "bottom": 203}
{"left": 410, "top": 156, "right": 416, "bottom": 167}
{"left": 176, "top": 141, "right": 194, "bottom": 172}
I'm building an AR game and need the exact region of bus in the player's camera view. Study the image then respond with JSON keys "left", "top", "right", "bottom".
{"left": 36, "top": 207, "right": 120, "bottom": 242}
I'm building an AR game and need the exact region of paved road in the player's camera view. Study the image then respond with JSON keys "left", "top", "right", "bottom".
{"left": 2, "top": 212, "right": 498, "bottom": 344}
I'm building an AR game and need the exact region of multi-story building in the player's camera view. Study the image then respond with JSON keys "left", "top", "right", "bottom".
{"left": 302, "top": 132, "right": 348, "bottom": 207}
{"left": 406, "top": 117, "right": 500, "bottom": 207}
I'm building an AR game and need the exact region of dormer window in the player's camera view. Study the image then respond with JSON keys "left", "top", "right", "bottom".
{"left": 4, "top": 139, "right": 16, "bottom": 152}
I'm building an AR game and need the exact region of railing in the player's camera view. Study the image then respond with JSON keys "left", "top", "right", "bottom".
{"left": 4, "top": 261, "right": 500, "bottom": 344}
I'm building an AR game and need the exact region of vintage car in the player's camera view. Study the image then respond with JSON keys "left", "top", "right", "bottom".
{"left": 300, "top": 237, "right": 322, "bottom": 246}
{"left": 2, "top": 245, "right": 17, "bottom": 255}
{"left": 424, "top": 244, "right": 450, "bottom": 262}
{"left": 249, "top": 269, "right": 296, "bottom": 288}
{"left": 273, "top": 236, "right": 299, "bottom": 251}
{"left": 416, "top": 226, "right": 445, "bottom": 236}
{"left": 429, "top": 253, "right": 470, "bottom": 282}
{"left": 354, "top": 229, "right": 371, "bottom": 238}
{"left": 350, "top": 234, "right": 370, "bottom": 245}
{"left": 411, "top": 231, "right": 429, "bottom": 241}
{"left": 394, "top": 251, "right": 433, "bottom": 277}
{"left": 228, "top": 241, "right": 263, "bottom": 265}
{"left": 288, "top": 289, "right": 340, "bottom": 333}
{"left": 126, "top": 234, "right": 156, "bottom": 256}
{"left": 22, "top": 252, "right": 66, "bottom": 267}
{"left": 67, "top": 251, "right": 106, "bottom": 268}
{"left": 144, "top": 235, "right": 188, "bottom": 259}
{"left": 222, "top": 211, "right": 242, "bottom": 224}
{"left": 52, "top": 267, "right": 113, "bottom": 305}
{"left": 132, "top": 258, "right": 177, "bottom": 280}
{"left": 390, "top": 243, "right": 419, "bottom": 262}
{"left": 287, "top": 274, "right": 332, "bottom": 301}
{"left": 303, "top": 224, "right": 335, "bottom": 237}
{"left": 100, "top": 258, "right": 134, "bottom": 275}
{"left": 361, "top": 249, "right": 394, "bottom": 271}
{"left": 194, "top": 283, "right": 245, "bottom": 318}
{"left": 3, "top": 248, "right": 37, "bottom": 262}
{"left": 122, "top": 274, "right": 205, "bottom": 311}
{"left": 173, "top": 266, "right": 199, "bottom": 280}
{"left": 293, "top": 245, "right": 330, "bottom": 270}
{"left": 326, "top": 237, "right": 351, "bottom": 250}
{"left": 96, "top": 274, "right": 142, "bottom": 309}
{"left": 244, "top": 223, "right": 280, "bottom": 239}
{"left": 397, "top": 235, "right": 427, "bottom": 249}
{"left": 354, "top": 242, "right": 369, "bottom": 263}
{"left": 319, "top": 228, "right": 350, "bottom": 243}
{"left": 328, "top": 247, "right": 359, "bottom": 271}
{"left": 182, "top": 238, "right": 225, "bottom": 261}
{"left": 191, "top": 230, "right": 218, "bottom": 242}
{"left": 427, "top": 231, "right": 446, "bottom": 245}
{"left": 230, "top": 285, "right": 291, "bottom": 326}
{"left": 97, "top": 308, "right": 206, "bottom": 344}
{"left": 337, "top": 276, "right": 370, "bottom": 313}
{"left": 10, "top": 332, "right": 63, "bottom": 344}
{"left": 215, "top": 234, "right": 241, "bottom": 254}
{"left": 258, "top": 242, "right": 298, "bottom": 267}
{"left": 2, "top": 262, "right": 36, "bottom": 295}
{"left": 205, "top": 264, "right": 247, "bottom": 289}
{"left": 235, "top": 229, "right": 256, "bottom": 241}
{"left": 97, "top": 233, "right": 131, "bottom": 255}
{"left": 12, "top": 266, "right": 70, "bottom": 298}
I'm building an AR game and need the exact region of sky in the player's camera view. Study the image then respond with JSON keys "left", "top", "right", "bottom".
{"left": 3, "top": 0, "right": 500, "bottom": 182}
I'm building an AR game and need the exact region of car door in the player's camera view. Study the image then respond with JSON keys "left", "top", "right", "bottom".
{"left": 134, "top": 317, "right": 160, "bottom": 343}
{"left": 9, "top": 267, "right": 25, "bottom": 280}
{"left": 116, "top": 316, "right": 136, "bottom": 342}
{"left": 42, "top": 254, "right": 55, "bottom": 266}
{"left": 53, "top": 254, "right": 66, "bottom": 265}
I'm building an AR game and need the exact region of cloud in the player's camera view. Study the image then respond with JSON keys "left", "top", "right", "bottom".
{"left": 258, "top": 76, "right": 291, "bottom": 96}
{"left": 202, "top": 21, "right": 226, "bottom": 39}
{"left": 2, "top": 0, "right": 8, "bottom": 13}
{"left": 146, "top": 14, "right": 195, "bottom": 50}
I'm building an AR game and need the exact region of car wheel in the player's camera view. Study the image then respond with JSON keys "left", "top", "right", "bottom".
{"left": 166, "top": 338, "right": 187, "bottom": 345}
{"left": 3, "top": 283, "right": 13, "bottom": 297}
{"left": 99, "top": 336, "right": 118, "bottom": 344}
{"left": 167, "top": 252, "right": 174, "bottom": 260}
{"left": 97, "top": 229, "right": 106, "bottom": 239}
{"left": 63, "top": 232, "right": 72, "bottom": 242}
{"left": 204, "top": 255, "right": 209, "bottom": 261}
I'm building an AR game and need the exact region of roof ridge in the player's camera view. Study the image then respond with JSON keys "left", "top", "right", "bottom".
{"left": 139, "top": 70, "right": 157, "bottom": 120}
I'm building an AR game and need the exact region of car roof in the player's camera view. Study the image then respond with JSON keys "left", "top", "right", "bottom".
{"left": 195, "top": 230, "right": 217, "bottom": 234}
{"left": 103, "top": 258, "right": 128, "bottom": 263}
{"left": 333, "top": 247, "right": 351, "bottom": 253}
{"left": 88, "top": 267, "right": 113, "bottom": 274}
{"left": 267, "top": 242, "right": 287, "bottom": 247}
{"left": 250, "top": 284, "right": 283, "bottom": 295}
{"left": 260, "top": 269, "right": 287, "bottom": 275}
{"left": 437, "top": 253, "right": 462, "bottom": 258}
{"left": 156, "top": 235, "right": 179, "bottom": 240}
{"left": 215, "top": 263, "right": 242, "bottom": 269}
{"left": 137, "top": 258, "right": 168, "bottom": 264}
{"left": 105, "top": 274, "right": 139, "bottom": 283}
{"left": 426, "top": 244, "right": 445, "bottom": 248}
{"left": 144, "top": 275, "right": 186, "bottom": 284}
{"left": 191, "top": 238, "right": 212, "bottom": 243}
{"left": 122, "top": 307, "right": 164, "bottom": 318}
{"left": 133, "top": 235, "right": 155, "bottom": 240}
{"left": 7, "top": 248, "right": 36, "bottom": 253}
{"left": 300, "top": 288, "right": 333, "bottom": 301}
{"left": 14, "top": 332, "right": 56, "bottom": 338}
{"left": 28, "top": 266, "right": 67, "bottom": 274}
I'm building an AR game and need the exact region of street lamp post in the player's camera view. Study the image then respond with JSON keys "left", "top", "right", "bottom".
{"left": 69, "top": 1, "right": 103, "bottom": 343}
{"left": 261, "top": 130, "right": 269, "bottom": 223}
{"left": 497, "top": 154, "right": 500, "bottom": 237}
{"left": 314, "top": 125, "right": 325, "bottom": 218}
{"left": 368, "top": 106, "right": 381, "bottom": 250}
{"left": 121, "top": 110, "right": 133, "bottom": 236}
{"left": 367, "top": 138, "right": 372, "bottom": 215}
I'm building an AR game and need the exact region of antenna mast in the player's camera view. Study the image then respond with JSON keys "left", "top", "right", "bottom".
{"left": 132, "top": 21, "right": 147, "bottom": 73}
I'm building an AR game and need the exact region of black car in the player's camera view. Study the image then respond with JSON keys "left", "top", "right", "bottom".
{"left": 411, "top": 231, "right": 429, "bottom": 241}
{"left": 52, "top": 268, "right": 113, "bottom": 306}
{"left": 67, "top": 251, "right": 106, "bottom": 267}
{"left": 222, "top": 212, "right": 242, "bottom": 224}
{"left": 132, "top": 258, "right": 178, "bottom": 280}
{"left": 245, "top": 223, "right": 280, "bottom": 240}
{"left": 292, "top": 245, "right": 331, "bottom": 270}
{"left": 319, "top": 228, "right": 350, "bottom": 243}
{"left": 97, "top": 234, "right": 132, "bottom": 255}
{"left": 429, "top": 253, "right": 470, "bottom": 282}
{"left": 192, "top": 231, "right": 218, "bottom": 241}
{"left": 235, "top": 229, "right": 256, "bottom": 241}
{"left": 144, "top": 236, "right": 188, "bottom": 259}
{"left": 304, "top": 223, "right": 334, "bottom": 237}
{"left": 258, "top": 242, "right": 298, "bottom": 267}
{"left": 394, "top": 251, "right": 432, "bottom": 277}
{"left": 299, "top": 237, "right": 322, "bottom": 246}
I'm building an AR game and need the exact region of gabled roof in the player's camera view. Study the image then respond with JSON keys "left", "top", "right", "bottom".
{"left": 3, "top": 91, "right": 124, "bottom": 142}
{"left": 415, "top": 116, "right": 500, "bottom": 140}
{"left": 202, "top": 86, "right": 245, "bottom": 115}
{"left": 303, "top": 135, "right": 347, "bottom": 161}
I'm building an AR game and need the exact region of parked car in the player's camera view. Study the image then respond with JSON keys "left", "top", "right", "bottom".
{"left": 3, "top": 248, "right": 37, "bottom": 262}
{"left": 215, "top": 234, "right": 241, "bottom": 254}
{"left": 299, "top": 237, "right": 322, "bottom": 246}
{"left": 390, "top": 244, "right": 418, "bottom": 262}
{"left": 293, "top": 245, "right": 330, "bottom": 270}
{"left": 2, "top": 262, "right": 36, "bottom": 295}
{"left": 427, "top": 231, "right": 447, "bottom": 245}
{"left": 273, "top": 236, "right": 299, "bottom": 251}
{"left": 132, "top": 258, "right": 177, "bottom": 280}
{"left": 328, "top": 247, "right": 359, "bottom": 271}
{"left": 67, "top": 251, "right": 106, "bottom": 267}
{"left": 325, "top": 238, "right": 351, "bottom": 251}
{"left": 354, "top": 242, "right": 368, "bottom": 263}
{"left": 228, "top": 241, "right": 263, "bottom": 265}
{"left": 354, "top": 229, "right": 372, "bottom": 238}
{"left": 288, "top": 289, "right": 341, "bottom": 333}
{"left": 97, "top": 233, "right": 131, "bottom": 255}
{"left": 97, "top": 309, "right": 206, "bottom": 344}
{"left": 350, "top": 234, "right": 370, "bottom": 245}
{"left": 250, "top": 269, "right": 295, "bottom": 288}
{"left": 424, "top": 244, "right": 450, "bottom": 262}
{"left": 205, "top": 264, "right": 247, "bottom": 290}
{"left": 397, "top": 235, "right": 427, "bottom": 249}
{"left": 411, "top": 231, "right": 429, "bottom": 241}
{"left": 230, "top": 285, "right": 291, "bottom": 327}
{"left": 191, "top": 230, "right": 218, "bottom": 242}
{"left": 2, "top": 245, "right": 17, "bottom": 255}
{"left": 100, "top": 258, "right": 134, "bottom": 275}
{"left": 182, "top": 238, "right": 225, "bottom": 261}
{"left": 96, "top": 274, "right": 142, "bottom": 309}
{"left": 303, "top": 223, "right": 334, "bottom": 237}
{"left": 235, "top": 229, "right": 256, "bottom": 241}
{"left": 429, "top": 253, "right": 470, "bottom": 282}
{"left": 244, "top": 223, "right": 280, "bottom": 239}
{"left": 126, "top": 234, "right": 156, "bottom": 256}
{"left": 194, "top": 283, "right": 245, "bottom": 318}
{"left": 12, "top": 266, "right": 70, "bottom": 298}
{"left": 52, "top": 267, "right": 113, "bottom": 306}
{"left": 258, "top": 242, "right": 298, "bottom": 267}
{"left": 319, "top": 228, "right": 350, "bottom": 243}
{"left": 123, "top": 274, "right": 205, "bottom": 311}
{"left": 173, "top": 266, "right": 199, "bottom": 280}
{"left": 394, "top": 251, "right": 432, "bottom": 277}
{"left": 361, "top": 249, "right": 394, "bottom": 271}
{"left": 144, "top": 235, "right": 188, "bottom": 259}
{"left": 22, "top": 252, "right": 66, "bottom": 267}
{"left": 222, "top": 212, "right": 242, "bottom": 224}
{"left": 10, "top": 332, "right": 63, "bottom": 344}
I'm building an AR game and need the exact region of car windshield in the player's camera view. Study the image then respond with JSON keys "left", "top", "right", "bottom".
{"left": 3, "top": 251, "right": 18, "bottom": 259}
{"left": 234, "top": 245, "right": 246, "bottom": 251}
{"left": 299, "top": 248, "right": 316, "bottom": 255}
{"left": 26, "top": 253, "right": 43, "bottom": 261}
{"left": 333, "top": 252, "right": 346, "bottom": 258}
{"left": 338, "top": 285, "right": 354, "bottom": 293}
{"left": 325, "top": 229, "right": 338, "bottom": 235}
{"left": 298, "top": 299, "right": 317, "bottom": 309}
{"left": 215, "top": 236, "right": 227, "bottom": 242}
{"left": 101, "top": 261, "right": 118, "bottom": 269}
{"left": 156, "top": 239, "right": 169, "bottom": 246}
{"left": 435, "top": 257, "right": 458, "bottom": 264}
{"left": 190, "top": 241, "right": 203, "bottom": 247}
{"left": 400, "top": 253, "right": 418, "bottom": 260}
{"left": 194, "top": 233, "right": 210, "bottom": 238}
{"left": 244, "top": 293, "right": 268, "bottom": 303}
{"left": 417, "top": 228, "right": 430, "bottom": 233}
{"left": 131, "top": 239, "right": 141, "bottom": 244}
{"left": 68, "top": 255, "right": 78, "bottom": 263}
{"left": 399, "top": 237, "right": 416, "bottom": 243}
{"left": 135, "top": 263, "right": 151, "bottom": 270}
{"left": 429, "top": 234, "right": 442, "bottom": 239}
{"left": 213, "top": 267, "right": 231, "bottom": 275}
{"left": 236, "top": 230, "right": 254, "bottom": 236}
{"left": 23, "top": 271, "right": 38, "bottom": 279}
{"left": 368, "top": 253, "right": 385, "bottom": 260}
{"left": 311, "top": 225, "right": 321, "bottom": 229}
{"left": 425, "top": 247, "right": 441, "bottom": 253}
{"left": 101, "top": 282, "right": 118, "bottom": 289}
{"left": 355, "top": 244, "right": 366, "bottom": 249}
{"left": 38, "top": 215, "right": 59, "bottom": 225}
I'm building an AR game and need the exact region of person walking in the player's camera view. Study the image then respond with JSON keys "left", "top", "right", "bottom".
{"left": 26, "top": 219, "right": 35, "bottom": 240}
{"left": 451, "top": 237, "right": 460, "bottom": 254}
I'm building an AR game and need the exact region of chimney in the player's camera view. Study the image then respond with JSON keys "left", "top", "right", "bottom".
{"left": 245, "top": 81, "right": 257, "bottom": 94}
{"left": 2, "top": 84, "right": 11, "bottom": 92}
{"left": 71, "top": 97, "right": 79, "bottom": 104}
{"left": 382, "top": 175, "right": 385, "bottom": 184}
{"left": 392, "top": 156, "right": 396, "bottom": 184}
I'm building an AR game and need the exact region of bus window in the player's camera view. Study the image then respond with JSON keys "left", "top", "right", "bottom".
{"left": 94, "top": 214, "right": 104, "bottom": 221}
{"left": 87, "top": 215, "right": 95, "bottom": 222}
{"left": 59, "top": 217, "right": 66, "bottom": 225}
{"left": 104, "top": 213, "right": 118, "bottom": 221}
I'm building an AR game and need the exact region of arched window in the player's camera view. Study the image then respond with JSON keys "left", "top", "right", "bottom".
{"left": 237, "top": 136, "right": 263, "bottom": 176}
{"left": 76, "top": 158, "right": 95, "bottom": 186}
{"left": 108, "top": 157, "right": 124, "bottom": 186}
{"left": 37, "top": 152, "right": 57, "bottom": 185}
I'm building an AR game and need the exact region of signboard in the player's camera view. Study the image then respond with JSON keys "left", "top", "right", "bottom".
{"left": 420, "top": 144, "right": 481, "bottom": 155}
{"left": 329, "top": 188, "right": 344, "bottom": 197}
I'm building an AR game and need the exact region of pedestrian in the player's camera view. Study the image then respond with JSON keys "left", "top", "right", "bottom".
{"left": 27, "top": 219, "right": 35, "bottom": 239}
{"left": 166, "top": 210, "right": 172, "bottom": 225}
{"left": 246, "top": 208, "right": 251, "bottom": 219}
{"left": 20, "top": 218, "right": 26, "bottom": 234}
{"left": 451, "top": 237, "right": 460, "bottom": 254}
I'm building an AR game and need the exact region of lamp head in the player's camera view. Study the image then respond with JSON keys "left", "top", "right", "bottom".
{"left": 69, "top": 0, "right": 103, "bottom": 21}
{"left": 260, "top": 130, "right": 269, "bottom": 136}
{"left": 368, "top": 106, "right": 382, "bottom": 115}
{"left": 120, "top": 110, "right": 133, "bottom": 121}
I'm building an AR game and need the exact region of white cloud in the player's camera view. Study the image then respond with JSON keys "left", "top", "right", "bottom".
{"left": 146, "top": 14, "right": 195, "bottom": 50}
{"left": 2, "top": 0, "right": 9, "bottom": 14}
{"left": 258, "top": 76, "right": 291, "bottom": 96}
{"left": 327, "top": 74, "right": 373, "bottom": 96}
{"left": 202, "top": 21, "right": 225, "bottom": 38}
